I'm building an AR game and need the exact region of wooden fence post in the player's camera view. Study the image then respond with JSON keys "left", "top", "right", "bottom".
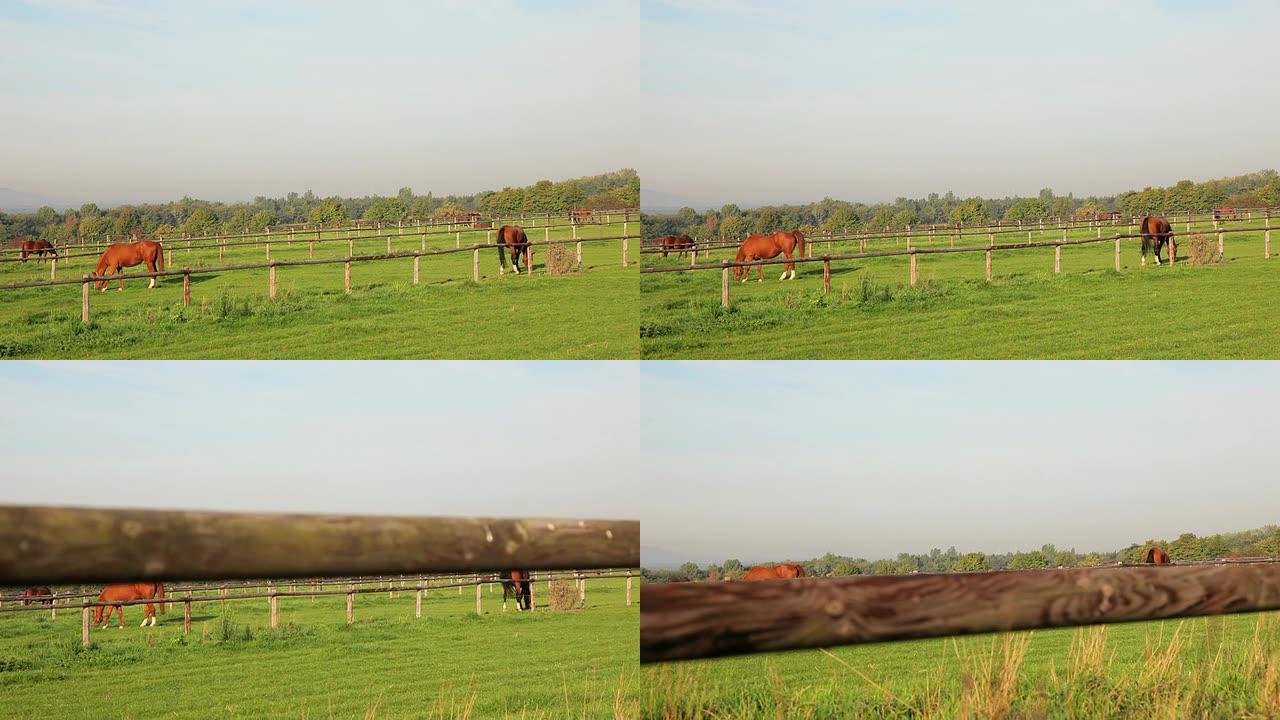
{"left": 576, "top": 240, "right": 583, "bottom": 268}
{"left": 82, "top": 605, "right": 90, "bottom": 648}
{"left": 579, "top": 575, "right": 586, "bottom": 606}
{"left": 220, "top": 586, "right": 227, "bottom": 606}
{"left": 346, "top": 586, "right": 354, "bottom": 624}
{"left": 415, "top": 589, "right": 423, "bottom": 618}
{"left": 265, "top": 242, "right": 271, "bottom": 261}
{"left": 386, "top": 236, "right": 392, "bottom": 254}
{"left": 183, "top": 269, "right": 190, "bottom": 306}
{"left": 81, "top": 277, "right": 90, "bottom": 323}
{"left": 269, "top": 263, "right": 277, "bottom": 299}
{"left": 344, "top": 260, "right": 351, "bottom": 294}
{"left": 823, "top": 258, "right": 831, "bottom": 293}
{"left": 985, "top": 232, "right": 994, "bottom": 282}
{"left": 1115, "top": 236, "right": 1121, "bottom": 271}
{"left": 626, "top": 575, "right": 633, "bottom": 606}
{"left": 622, "top": 235, "right": 629, "bottom": 267}
{"left": 476, "top": 582, "right": 482, "bottom": 616}
{"left": 270, "top": 591, "right": 278, "bottom": 629}
{"left": 49, "top": 258, "right": 56, "bottom": 280}
{"left": 909, "top": 251, "right": 918, "bottom": 287}
{"left": 184, "top": 594, "right": 192, "bottom": 635}
{"left": 721, "top": 264, "right": 730, "bottom": 308}
{"left": 456, "top": 231, "right": 460, "bottom": 248}
{"left": 413, "top": 255, "right": 420, "bottom": 284}
{"left": 1266, "top": 212, "right": 1272, "bottom": 259}
{"left": 472, "top": 247, "right": 480, "bottom": 281}
{"left": 1055, "top": 245, "right": 1062, "bottom": 274}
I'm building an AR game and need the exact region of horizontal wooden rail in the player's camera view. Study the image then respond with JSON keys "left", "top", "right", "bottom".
{"left": 639, "top": 560, "right": 1280, "bottom": 663}
{"left": 0, "top": 505, "right": 639, "bottom": 585}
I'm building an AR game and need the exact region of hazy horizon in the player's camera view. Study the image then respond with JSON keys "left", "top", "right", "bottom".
{"left": 0, "top": 1, "right": 637, "bottom": 204}
{"left": 640, "top": 0, "right": 1280, "bottom": 205}
{"left": 639, "top": 362, "right": 1280, "bottom": 564}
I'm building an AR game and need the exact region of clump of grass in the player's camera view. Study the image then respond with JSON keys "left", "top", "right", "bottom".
{"left": 545, "top": 243, "right": 578, "bottom": 275}
{"left": 1186, "top": 233, "right": 1218, "bottom": 265}
{"left": 548, "top": 580, "right": 579, "bottom": 611}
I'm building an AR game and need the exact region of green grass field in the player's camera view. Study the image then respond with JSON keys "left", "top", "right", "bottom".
{"left": 642, "top": 611, "right": 1280, "bottom": 719}
{"left": 641, "top": 222, "right": 1280, "bottom": 359}
{"left": 0, "top": 577, "right": 638, "bottom": 719}
{"left": 0, "top": 222, "right": 638, "bottom": 359}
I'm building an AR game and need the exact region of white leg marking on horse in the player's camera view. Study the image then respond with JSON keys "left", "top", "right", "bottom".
{"left": 789, "top": 269, "right": 796, "bottom": 280}
{"left": 148, "top": 278, "right": 156, "bottom": 289}
{"left": 1154, "top": 256, "right": 1161, "bottom": 266}
{"left": 779, "top": 271, "right": 787, "bottom": 281}
{"left": 499, "top": 266, "right": 505, "bottom": 275}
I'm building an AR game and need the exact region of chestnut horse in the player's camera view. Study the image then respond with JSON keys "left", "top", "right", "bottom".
{"left": 20, "top": 239, "right": 57, "bottom": 261}
{"left": 734, "top": 230, "right": 805, "bottom": 282}
{"left": 94, "top": 240, "right": 164, "bottom": 290}
{"left": 657, "top": 235, "right": 694, "bottom": 258}
{"left": 18, "top": 587, "right": 53, "bottom": 605}
{"left": 496, "top": 225, "right": 529, "bottom": 275}
{"left": 1143, "top": 547, "right": 1171, "bottom": 564}
{"left": 499, "top": 570, "right": 532, "bottom": 611}
{"left": 1139, "top": 216, "right": 1174, "bottom": 266}
{"left": 741, "top": 563, "right": 806, "bottom": 580}
{"left": 93, "top": 582, "right": 166, "bottom": 628}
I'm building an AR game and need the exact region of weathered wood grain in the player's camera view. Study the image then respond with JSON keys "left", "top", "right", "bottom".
{"left": 0, "top": 505, "right": 638, "bottom": 584}
{"left": 640, "top": 563, "right": 1280, "bottom": 663}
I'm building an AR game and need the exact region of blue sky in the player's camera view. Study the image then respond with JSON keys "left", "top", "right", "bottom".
{"left": 0, "top": 361, "right": 638, "bottom": 520}
{"left": 639, "top": 361, "right": 1280, "bottom": 564}
{"left": 640, "top": 0, "right": 1280, "bottom": 207}
{"left": 0, "top": 0, "right": 636, "bottom": 205}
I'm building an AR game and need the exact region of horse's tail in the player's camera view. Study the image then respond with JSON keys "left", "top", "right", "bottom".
{"left": 496, "top": 227, "right": 508, "bottom": 269}
{"left": 156, "top": 582, "right": 167, "bottom": 614}
{"left": 793, "top": 230, "right": 805, "bottom": 257}
{"left": 155, "top": 243, "right": 165, "bottom": 272}
{"left": 1139, "top": 217, "right": 1152, "bottom": 257}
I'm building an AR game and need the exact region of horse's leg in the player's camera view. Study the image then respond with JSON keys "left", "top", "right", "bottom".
{"left": 147, "top": 258, "right": 157, "bottom": 289}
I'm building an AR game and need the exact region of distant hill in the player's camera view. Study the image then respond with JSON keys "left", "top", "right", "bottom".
{"left": 0, "top": 188, "right": 64, "bottom": 213}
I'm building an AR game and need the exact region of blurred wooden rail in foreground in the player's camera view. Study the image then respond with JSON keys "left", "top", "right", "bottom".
{"left": 0, "top": 505, "right": 639, "bottom": 585}
{"left": 640, "top": 560, "right": 1280, "bottom": 663}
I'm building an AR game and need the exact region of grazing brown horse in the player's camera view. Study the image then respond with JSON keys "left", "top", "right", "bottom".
{"left": 1143, "top": 547, "right": 1171, "bottom": 564}
{"left": 741, "top": 563, "right": 807, "bottom": 580}
{"left": 20, "top": 239, "right": 57, "bottom": 261}
{"left": 1139, "top": 215, "right": 1174, "bottom": 266}
{"left": 18, "top": 587, "right": 53, "bottom": 605}
{"left": 496, "top": 225, "right": 529, "bottom": 275}
{"left": 93, "top": 582, "right": 166, "bottom": 628}
{"left": 94, "top": 240, "right": 164, "bottom": 290}
{"left": 658, "top": 234, "right": 694, "bottom": 258}
{"left": 734, "top": 230, "right": 805, "bottom": 282}
{"left": 499, "top": 570, "right": 532, "bottom": 611}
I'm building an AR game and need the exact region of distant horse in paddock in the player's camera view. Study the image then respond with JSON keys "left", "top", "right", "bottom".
{"left": 657, "top": 235, "right": 694, "bottom": 258}
{"left": 19, "top": 239, "right": 57, "bottom": 261}
{"left": 1139, "top": 215, "right": 1174, "bottom": 266}
{"left": 93, "top": 582, "right": 166, "bottom": 628}
{"left": 93, "top": 240, "right": 164, "bottom": 290}
{"left": 18, "top": 587, "right": 53, "bottom": 605}
{"left": 1143, "top": 547, "right": 1171, "bottom": 565}
{"left": 496, "top": 225, "right": 529, "bottom": 275}
{"left": 734, "top": 230, "right": 805, "bottom": 282}
{"left": 499, "top": 570, "right": 532, "bottom": 611}
{"left": 741, "top": 563, "right": 807, "bottom": 580}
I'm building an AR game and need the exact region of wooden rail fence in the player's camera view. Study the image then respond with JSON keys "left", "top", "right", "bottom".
{"left": 2, "top": 209, "right": 639, "bottom": 258}
{"left": 0, "top": 233, "right": 638, "bottom": 323}
{"left": 639, "top": 559, "right": 1280, "bottom": 663}
{"left": 642, "top": 220, "right": 1274, "bottom": 309}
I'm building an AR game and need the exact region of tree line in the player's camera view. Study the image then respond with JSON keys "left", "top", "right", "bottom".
{"left": 642, "top": 523, "right": 1280, "bottom": 582}
{"left": 1, "top": 169, "right": 639, "bottom": 245}
{"left": 642, "top": 169, "right": 1280, "bottom": 242}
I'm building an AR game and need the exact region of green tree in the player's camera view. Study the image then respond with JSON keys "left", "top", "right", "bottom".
{"left": 181, "top": 208, "right": 220, "bottom": 236}
{"left": 363, "top": 198, "right": 408, "bottom": 223}
{"left": 1003, "top": 198, "right": 1048, "bottom": 222}
{"left": 677, "top": 562, "right": 700, "bottom": 581}
{"left": 949, "top": 199, "right": 989, "bottom": 225}
{"left": 250, "top": 210, "right": 277, "bottom": 230}
{"left": 308, "top": 200, "right": 349, "bottom": 226}
{"left": 1008, "top": 551, "right": 1050, "bottom": 569}
{"left": 821, "top": 207, "right": 860, "bottom": 234}
{"left": 952, "top": 553, "right": 990, "bottom": 572}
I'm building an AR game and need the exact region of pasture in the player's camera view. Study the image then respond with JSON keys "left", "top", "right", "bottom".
{"left": 0, "top": 220, "right": 638, "bottom": 359}
{"left": 0, "top": 576, "right": 638, "bottom": 719}
{"left": 643, "top": 611, "right": 1280, "bottom": 719}
{"left": 640, "top": 221, "right": 1280, "bottom": 359}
